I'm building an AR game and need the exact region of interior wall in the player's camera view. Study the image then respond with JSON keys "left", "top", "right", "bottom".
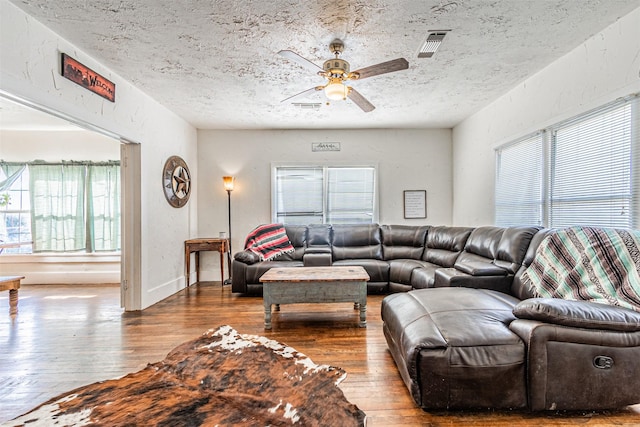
{"left": 1, "top": 0, "right": 199, "bottom": 309}
{"left": 451, "top": 6, "right": 640, "bottom": 226}
{"left": 0, "top": 129, "right": 121, "bottom": 285}
{"left": 0, "top": 130, "right": 120, "bottom": 161}
{"left": 196, "top": 128, "right": 452, "bottom": 281}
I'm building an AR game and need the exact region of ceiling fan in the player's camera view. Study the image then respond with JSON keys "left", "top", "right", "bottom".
{"left": 278, "top": 39, "right": 409, "bottom": 113}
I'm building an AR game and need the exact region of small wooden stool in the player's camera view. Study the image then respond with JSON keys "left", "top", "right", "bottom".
{"left": 0, "top": 275, "right": 24, "bottom": 316}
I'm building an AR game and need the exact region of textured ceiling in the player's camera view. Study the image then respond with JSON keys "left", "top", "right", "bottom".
{"left": 5, "top": 0, "right": 640, "bottom": 130}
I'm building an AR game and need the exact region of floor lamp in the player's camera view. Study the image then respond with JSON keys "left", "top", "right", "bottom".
{"left": 222, "top": 176, "right": 235, "bottom": 285}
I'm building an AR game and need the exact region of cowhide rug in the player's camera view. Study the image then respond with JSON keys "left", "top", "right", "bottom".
{"left": 5, "top": 325, "right": 366, "bottom": 426}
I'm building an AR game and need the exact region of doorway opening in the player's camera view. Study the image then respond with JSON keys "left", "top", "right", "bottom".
{"left": 0, "top": 92, "right": 141, "bottom": 311}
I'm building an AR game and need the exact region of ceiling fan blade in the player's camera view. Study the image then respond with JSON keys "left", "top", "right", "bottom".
{"left": 350, "top": 58, "right": 409, "bottom": 80}
{"left": 347, "top": 88, "right": 375, "bottom": 113}
{"left": 278, "top": 50, "right": 323, "bottom": 73}
{"left": 281, "top": 86, "right": 323, "bottom": 103}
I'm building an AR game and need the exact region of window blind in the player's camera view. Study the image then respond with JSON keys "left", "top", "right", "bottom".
{"left": 550, "top": 101, "right": 635, "bottom": 228}
{"left": 495, "top": 94, "right": 639, "bottom": 229}
{"left": 274, "top": 167, "right": 323, "bottom": 224}
{"left": 273, "top": 165, "right": 377, "bottom": 225}
{"left": 495, "top": 133, "right": 544, "bottom": 226}
{"left": 326, "top": 167, "right": 375, "bottom": 224}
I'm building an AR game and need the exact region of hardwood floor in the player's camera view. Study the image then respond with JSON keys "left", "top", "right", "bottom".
{"left": 1, "top": 283, "right": 639, "bottom": 425}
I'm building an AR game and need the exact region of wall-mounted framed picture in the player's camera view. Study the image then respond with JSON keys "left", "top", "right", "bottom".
{"left": 404, "top": 190, "right": 427, "bottom": 219}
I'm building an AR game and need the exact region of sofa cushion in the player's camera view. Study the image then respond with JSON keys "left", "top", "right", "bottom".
{"left": 331, "top": 224, "right": 383, "bottom": 261}
{"left": 461, "top": 226, "right": 505, "bottom": 259}
{"left": 333, "top": 259, "right": 389, "bottom": 283}
{"left": 381, "top": 225, "right": 428, "bottom": 260}
{"left": 493, "top": 226, "right": 542, "bottom": 273}
{"left": 244, "top": 260, "right": 304, "bottom": 284}
{"left": 422, "top": 226, "right": 472, "bottom": 266}
{"left": 381, "top": 288, "right": 527, "bottom": 409}
{"left": 453, "top": 226, "right": 506, "bottom": 275}
{"left": 388, "top": 259, "right": 429, "bottom": 284}
{"left": 282, "top": 225, "right": 308, "bottom": 261}
{"left": 307, "top": 224, "right": 332, "bottom": 246}
{"left": 511, "top": 229, "right": 553, "bottom": 300}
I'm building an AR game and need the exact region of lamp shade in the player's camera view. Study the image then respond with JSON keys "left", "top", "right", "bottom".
{"left": 222, "top": 176, "right": 235, "bottom": 192}
{"left": 324, "top": 79, "right": 348, "bottom": 101}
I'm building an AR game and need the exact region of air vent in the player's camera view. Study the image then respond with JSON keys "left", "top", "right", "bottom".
{"left": 418, "top": 31, "right": 449, "bottom": 58}
{"left": 292, "top": 102, "right": 322, "bottom": 110}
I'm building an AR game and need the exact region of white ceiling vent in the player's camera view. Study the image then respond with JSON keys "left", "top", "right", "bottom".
{"left": 418, "top": 31, "right": 449, "bottom": 58}
{"left": 292, "top": 102, "right": 322, "bottom": 110}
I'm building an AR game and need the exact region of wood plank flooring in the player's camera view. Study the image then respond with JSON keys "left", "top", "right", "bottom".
{"left": 1, "top": 283, "right": 639, "bottom": 425}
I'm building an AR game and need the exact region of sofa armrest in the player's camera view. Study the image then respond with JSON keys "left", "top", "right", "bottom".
{"left": 509, "top": 318, "right": 640, "bottom": 411}
{"left": 234, "top": 250, "right": 260, "bottom": 265}
{"left": 513, "top": 298, "right": 640, "bottom": 332}
{"left": 454, "top": 261, "right": 508, "bottom": 276}
{"left": 304, "top": 246, "right": 332, "bottom": 254}
{"left": 303, "top": 246, "right": 332, "bottom": 267}
{"left": 433, "top": 267, "right": 512, "bottom": 293}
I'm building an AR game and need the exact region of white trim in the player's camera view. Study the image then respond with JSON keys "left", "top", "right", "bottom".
{"left": 0, "top": 252, "right": 120, "bottom": 263}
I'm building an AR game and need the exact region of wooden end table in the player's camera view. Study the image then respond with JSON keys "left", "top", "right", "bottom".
{"left": 259, "top": 266, "right": 370, "bottom": 329}
{"left": 1, "top": 275, "right": 24, "bottom": 316}
{"left": 184, "top": 238, "right": 230, "bottom": 286}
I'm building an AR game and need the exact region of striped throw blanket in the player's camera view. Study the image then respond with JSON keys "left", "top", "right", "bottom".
{"left": 521, "top": 226, "right": 640, "bottom": 312}
{"left": 244, "top": 223, "right": 294, "bottom": 261}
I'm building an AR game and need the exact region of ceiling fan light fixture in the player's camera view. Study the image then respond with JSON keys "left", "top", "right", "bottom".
{"left": 324, "top": 79, "right": 348, "bottom": 100}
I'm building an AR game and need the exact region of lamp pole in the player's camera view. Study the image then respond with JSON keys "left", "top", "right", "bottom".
{"left": 222, "top": 176, "right": 235, "bottom": 285}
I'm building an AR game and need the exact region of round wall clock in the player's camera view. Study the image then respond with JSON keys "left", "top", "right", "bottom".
{"left": 162, "top": 155, "right": 191, "bottom": 208}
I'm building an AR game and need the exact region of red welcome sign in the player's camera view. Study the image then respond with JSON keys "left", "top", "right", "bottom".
{"left": 61, "top": 53, "right": 116, "bottom": 102}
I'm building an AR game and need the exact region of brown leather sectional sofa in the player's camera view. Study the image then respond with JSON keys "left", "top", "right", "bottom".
{"left": 231, "top": 224, "right": 640, "bottom": 411}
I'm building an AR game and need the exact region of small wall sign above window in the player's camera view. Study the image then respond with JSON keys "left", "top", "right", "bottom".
{"left": 60, "top": 53, "right": 116, "bottom": 102}
{"left": 312, "top": 142, "right": 341, "bottom": 152}
{"left": 404, "top": 190, "right": 427, "bottom": 219}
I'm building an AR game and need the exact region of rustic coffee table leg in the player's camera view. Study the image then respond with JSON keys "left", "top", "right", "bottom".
{"left": 9, "top": 288, "right": 18, "bottom": 316}
{"left": 359, "top": 302, "right": 366, "bottom": 327}
{"left": 358, "top": 281, "right": 366, "bottom": 327}
{"left": 264, "top": 284, "right": 272, "bottom": 329}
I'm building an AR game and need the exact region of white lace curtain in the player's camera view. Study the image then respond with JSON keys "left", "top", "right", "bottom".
{"left": 1, "top": 161, "right": 121, "bottom": 253}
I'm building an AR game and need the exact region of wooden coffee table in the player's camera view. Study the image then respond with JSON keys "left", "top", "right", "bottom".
{"left": 260, "top": 266, "right": 370, "bottom": 329}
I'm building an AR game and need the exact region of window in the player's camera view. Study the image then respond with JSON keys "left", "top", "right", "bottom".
{"left": 495, "top": 94, "right": 639, "bottom": 228}
{"left": 495, "top": 133, "right": 545, "bottom": 226}
{"left": 0, "top": 165, "right": 31, "bottom": 253}
{"left": 0, "top": 161, "right": 120, "bottom": 254}
{"left": 272, "top": 165, "right": 377, "bottom": 225}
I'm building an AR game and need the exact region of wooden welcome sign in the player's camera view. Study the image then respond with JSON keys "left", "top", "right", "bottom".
{"left": 61, "top": 53, "right": 116, "bottom": 102}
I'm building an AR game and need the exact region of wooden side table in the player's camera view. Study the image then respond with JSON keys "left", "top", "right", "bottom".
{"left": 0, "top": 275, "right": 24, "bottom": 316}
{"left": 184, "top": 238, "right": 230, "bottom": 286}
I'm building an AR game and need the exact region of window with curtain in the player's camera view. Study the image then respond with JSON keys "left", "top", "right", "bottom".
{"left": 495, "top": 94, "right": 639, "bottom": 228}
{"left": 273, "top": 165, "right": 377, "bottom": 225}
{"left": 0, "top": 161, "right": 120, "bottom": 254}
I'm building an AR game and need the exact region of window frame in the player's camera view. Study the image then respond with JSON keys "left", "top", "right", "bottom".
{"left": 271, "top": 162, "right": 379, "bottom": 225}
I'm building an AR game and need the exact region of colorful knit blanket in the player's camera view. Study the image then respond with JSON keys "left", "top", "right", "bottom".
{"left": 521, "top": 226, "right": 640, "bottom": 312}
{"left": 244, "top": 223, "right": 294, "bottom": 261}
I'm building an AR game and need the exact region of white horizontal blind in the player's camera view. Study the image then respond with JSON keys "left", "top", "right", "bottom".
{"left": 274, "top": 167, "right": 323, "bottom": 224}
{"left": 495, "top": 133, "right": 544, "bottom": 226}
{"left": 273, "top": 165, "right": 376, "bottom": 225}
{"left": 326, "top": 167, "right": 375, "bottom": 224}
{"left": 550, "top": 101, "right": 634, "bottom": 228}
